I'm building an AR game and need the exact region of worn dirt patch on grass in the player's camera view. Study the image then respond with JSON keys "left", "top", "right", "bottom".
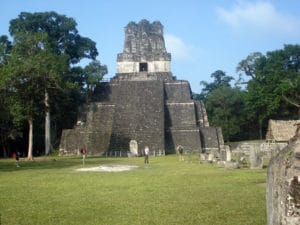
{"left": 76, "top": 165, "right": 139, "bottom": 172}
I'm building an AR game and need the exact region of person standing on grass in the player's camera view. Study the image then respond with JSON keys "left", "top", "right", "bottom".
{"left": 81, "top": 146, "right": 87, "bottom": 167}
{"left": 177, "top": 145, "right": 184, "bottom": 161}
{"left": 144, "top": 146, "right": 149, "bottom": 164}
{"left": 15, "top": 151, "right": 20, "bottom": 167}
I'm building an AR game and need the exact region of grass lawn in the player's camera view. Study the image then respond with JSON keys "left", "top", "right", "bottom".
{"left": 0, "top": 154, "right": 267, "bottom": 225}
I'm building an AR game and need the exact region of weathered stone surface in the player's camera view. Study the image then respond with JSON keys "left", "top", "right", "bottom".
{"left": 59, "top": 103, "right": 115, "bottom": 155}
{"left": 117, "top": 20, "right": 171, "bottom": 74}
{"left": 194, "top": 100, "right": 209, "bottom": 127}
{"left": 266, "top": 119, "right": 300, "bottom": 142}
{"left": 108, "top": 80, "right": 165, "bottom": 153}
{"left": 207, "top": 153, "right": 214, "bottom": 162}
{"left": 267, "top": 137, "right": 300, "bottom": 225}
{"left": 225, "top": 146, "right": 231, "bottom": 162}
{"left": 224, "top": 161, "right": 239, "bottom": 169}
{"left": 200, "top": 127, "right": 223, "bottom": 153}
{"left": 249, "top": 144, "right": 264, "bottom": 169}
{"left": 123, "top": 20, "right": 167, "bottom": 54}
{"left": 129, "top": 140, "right": 138, "bottom": 156}
{"left": 230, "top": 141, "right": 287, "bottom": 158}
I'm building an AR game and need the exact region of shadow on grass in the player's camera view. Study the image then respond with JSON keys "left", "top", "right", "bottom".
{"left": 0, "top": 156, "right": 127, "bottom": 172}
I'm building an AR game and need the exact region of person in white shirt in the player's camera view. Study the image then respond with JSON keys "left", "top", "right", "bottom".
{"left": 144, "top": 146, "right": 149, "bottom": 164}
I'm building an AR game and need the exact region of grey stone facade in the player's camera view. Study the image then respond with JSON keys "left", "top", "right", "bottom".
{"left": 267, "top": 136, "right": 300, "bottom": 225}
{"left": 59, "top": 20, "right": 223, "bottom": 155}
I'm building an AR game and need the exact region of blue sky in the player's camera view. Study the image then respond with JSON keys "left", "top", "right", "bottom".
{"left": 1, "top": 0, "right": 300, "bottom": 93}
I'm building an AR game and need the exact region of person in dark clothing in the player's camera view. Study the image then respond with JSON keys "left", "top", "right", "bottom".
{"left": 15, "top": 152, "right": 20, "bottom": 167}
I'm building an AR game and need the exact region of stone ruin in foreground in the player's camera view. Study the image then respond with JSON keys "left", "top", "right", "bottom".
{"left": 59, "top": 20, "right": 224, "bottom": 156}
{"left": 267, "top": 133, "right": 300, "bottom": 225}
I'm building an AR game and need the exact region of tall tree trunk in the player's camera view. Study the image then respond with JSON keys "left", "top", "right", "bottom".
{"left": 3, "top": 146, "right": 7, "bottom": 158}
{"left": 0, "top": 134, "right": 8, "bottom": 158}
{"left": 27, "top": 117, "right": 33, "bottom": 160}
{"left": 45, "top": 89, "right": 51, "bottom": 155}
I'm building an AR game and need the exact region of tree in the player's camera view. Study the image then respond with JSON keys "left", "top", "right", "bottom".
{"left": 205, "top": 86, "right": 245, "bottom": 142}
{"left": 200, "top": 70, "right": 234, "bottom": 98}
{"left": 199, "top": 70, "right": 246, "bottom": 141}
{"left": 0, "top": 35, "right": 12, "bottom": 65}
{"left": 83, "top": 60, "right": 108, "bottom": 102}
{"left": 2, "top": 11, "right": 100, "bottom": 158}
{"left": 0, "top": 36, "right": 17, "bottom": 157}
{"left": 281, "top": 77, "right": 300, "bottom": 117}
{"left": 239, "top": 45, "right": 300, "bottom": 139}
{"left": 236, "top": 52, "right": 263, "bottom": 79}
{"left": 9, "top": 12, "right": 98, "bottom": 64}
{"left": 278, "top": 45, "right": 300, "bottom": 118}
{"left": 3, "top": 31, "right": 68, "bottom": 159}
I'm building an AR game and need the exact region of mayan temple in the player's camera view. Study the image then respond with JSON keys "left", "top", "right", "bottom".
{"left": 59, "top": 19, "right": 224, "bottom": 156}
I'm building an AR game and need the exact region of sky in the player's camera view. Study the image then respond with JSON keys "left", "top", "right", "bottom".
{"left": 1, "top": 0, "right": 300, "bottom": 93}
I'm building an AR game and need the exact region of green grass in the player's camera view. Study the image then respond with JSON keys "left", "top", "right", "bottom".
{"left": 0, "top": 155, "right": 267, "bottom": 225}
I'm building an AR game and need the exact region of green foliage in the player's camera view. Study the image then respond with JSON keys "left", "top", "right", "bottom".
{"left": 0, "top": 11, "right": 104, "bottom": 155}
{"left": 206, "top": 86, "right": 246, "bottom": 141}
{"left": 0, "top": 36, "right": 13, "bottom": 128}
{"left": 241, "top": 45, "right": 300, "bottom": 138}
{"left": 0, "top": 35, "right": 12, "bottom": 65}
{"left": 200, "top": 70, "right": 246, "bottom": 141}
{"left": 284, "top": 149, "right": 293, "bottom": 158}
{"left": 0, "top": 155, "right": 267, "bottom": 225}
{"left": 236, "top": 52, "right": 263, "bottom": 79}
{"left": 4, "top": 31, "right": 67, "bottom": 126}
{"left": 200, "top": 70, "right": 234, "bottom": 98}
{"left": 9, "top": 11, "right": 98, "bottom": 64}
{"left": 83, "top": 60, "right": 108, "bottom": 101}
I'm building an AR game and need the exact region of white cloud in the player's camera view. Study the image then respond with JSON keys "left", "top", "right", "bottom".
{"left": 164, "top": 34, "right": 194, "bottom": 61}
{"left": 216, "top": 1, "right": 300, "bottom": 36}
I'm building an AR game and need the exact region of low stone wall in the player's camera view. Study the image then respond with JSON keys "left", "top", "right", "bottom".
{"left": 230, "top": 141, "right": 287, "bottom": 157}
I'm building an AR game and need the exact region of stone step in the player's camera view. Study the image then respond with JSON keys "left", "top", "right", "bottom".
{"left": 293, "top": 159, "right": 300, "bottom": 170}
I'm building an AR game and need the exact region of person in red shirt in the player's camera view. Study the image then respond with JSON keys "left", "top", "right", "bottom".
{"left": 81, "top": 147, "right": 87, "bottom": 167}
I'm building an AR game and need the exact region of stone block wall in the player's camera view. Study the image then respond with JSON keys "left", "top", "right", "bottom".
{"left": 164, "top": 80, "right": 203, "bottom": 153}
{"left": 168, "top": 128, "right": 202, "bottom": 153}
{"left": 111, "top": 72, "right": 174, "bottom": 82}
{"left": 59, "top": 103, "right": 115, "bottom": 155}
{"left": 164, "top": 81, "right": 192, "bottom": 102}
{"left": 165, "top": 103, "right": 197, "bottom": 127}
{"left": 60, "top": 77, "right": 223, "bottom": 156}
{"left": 60, "top": 129, "right": 83, "bottom": 155}
{"left": 200, "top": 127, "right": 223, "bottom": 151}
{"left": 194, "top": 100, "right": 209, "bottom": 127}
{"left": 267, "top": 137, "right": 300, "bottom": 225}
{"left": 230, "top": 141, "right": 287, "bottom": 157}
{"left": 108, "top": 80, "right": 165, "bottom": 153}
{"left": 116, "top": 60, "right": 171, "bottom": 73}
